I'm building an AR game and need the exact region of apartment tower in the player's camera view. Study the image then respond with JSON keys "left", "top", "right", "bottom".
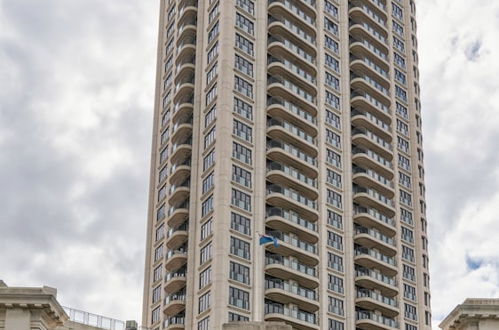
{"left": 142, "top": 0, "right": 431, "bottom": 329}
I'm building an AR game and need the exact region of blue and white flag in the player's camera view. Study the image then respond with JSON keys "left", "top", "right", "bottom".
{"left": 259, "top": 233, "right": 279, "bottom": 247}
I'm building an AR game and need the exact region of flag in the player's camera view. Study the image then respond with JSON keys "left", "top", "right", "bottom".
{"left": 259, "top": 233, "right": 279, "bottom": 247}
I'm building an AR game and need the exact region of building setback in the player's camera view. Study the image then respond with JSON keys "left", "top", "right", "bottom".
{"left": 142, "top": 0, "right": 431, "bottom": 329}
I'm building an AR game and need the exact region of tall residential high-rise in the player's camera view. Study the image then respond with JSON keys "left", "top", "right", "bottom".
{"left": 142, "top": 0, "right": 431, "bottom": 329}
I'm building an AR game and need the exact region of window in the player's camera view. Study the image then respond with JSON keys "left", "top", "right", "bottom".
{"left": 151, "top": 306, "right": 160, "bottom": 324}
{"left": 394, "top": 36, "right": 405, "bottom": 53}
{"left": 328, "top": 231, "right": 343, "bottom": 251}
{"left": 325, "top": 72, "right": 340, "bottom": 91}
{"left": 327, "top": 169, "right": 342, "bottom": 188}
{"left": 326, "top": 90, "right": 340, "bottom": 109}
{"left": 236, "top": 33, "right": 254, "bottom": 56}
{"left": 164, "top": 56, "right": 173, "bottom": 73}
{"left": 234, "top": 75, "right": 253, "bottom": 98}
{"left": 403, "top": 264, "right": 416, "bottom": 281}
{"left": 204, "top": 127, "right": 216, "bottom": 149}
{"left": 206, "top": 84, "right": 217, "bottom": 105}
{"left": 231, "top": 212, "right": 251, "bottom": 235}
{"left": 234, "top": 97, "right": 253, "bottom": 120}
{"left": 159, "top": 166, "right": 168, "bottom": 183}
{"left": 393, "top": 20, "right": 404, "bottom": 37}
{"left": 207, "top": 41, "right": 219, "bottom": 64}
{"left": 156, "top": 204, "right": 165, "bottom": 222}
{"left": 327, "top": 209, "right": 343, "bottom": 229}
{"left": 201, "top": 195, "right": 214, "bottom": 217}
{"left": 402, "top": 226, "right": 414, "bottom": 243}
{"left": 235, "top": 54, "right": 253, "bottom": 77}
{"left": 199, "top": 292, "right": 211, "bottom": 313}
{"left": 208, "top": 2, "right": 219, "bottom": 24}
{"left": 232, "top": 188, "right": 251, "bottom": 211}
{"left": 157, "top": 185, "right": 166, "bottom": 202}
{"left": 230, "top": 261, "right": 250, "bottom": 284}
{"left": 155, "top": 224, "right": 164, "bottom": 241}
{"left": 208, "top": 21, "right": 219, "bottom": 44}
{"left": 325, "top": 35, "right": 339, "bottom": 54}
{"left": 206, "top": 62, "right": 218, "bottom": 84}
{"left": 400, "top": 190, "right": 412, "bottom": 206}
{"left": 236, "top": 12, "right": 254, "bottom": 35}
{"left": 325, "top": 1, "right": 339, "bottom": 19}
{"left": 203, "top": 149, "right": 215, "bottom": 171}
{"left": 199, "top": 266, "right": 212, "bottom": 289}
{"left": 233, "top": 120, "right": 252, "bottom": 142}
{"left": 398, "top": 136, "right": 410, "bottom": 153}
{"left": 328, "top": 274, "right": 344, "bottom": 293}
{"left": 202, "top": 172, "right": 214, "bottom": 194}
{"left": 326, "top": 129, "right": 341, "bottom": 148}
{"left": 395, "top": 68, "right": 406, "bottom": 85}
{"left": 161, "top": 109, "right": 170, "bottom": 127}
{"left": 406, "top": 325, "right": 417, "bottom": 330}
{"left": 160, "top": 128, "right": 169, "bottom": 145}
{"left": 160, "top": 147, "right": 169, "bottom": 164}
{"left": 229, "top": 286, "right": 250, "bottom": 310}
{"left": 399, "top": 172, "right": 412, "bottom": 188}
{"left": 326, "top": 109, "right": 341, "bottom": 129}
{"left": 326, "top": 149, "right": 341, "bottom": 168}
{"left": 396, "top": 102, "right": 408, "bottom": 119}
{"left": 404, "top": 284, "right": 417, "bottom": 301}
{"left": 328, "top": 319, "right": 344, "bottom": 330}
{"left": 394, "top": 52, "right": 406, "bottom": 69}
{"left": 328, "top": 252, "right": 343, "bottom": 272}
{"left": 230, "top": 236, "right": 251, "bottom": 260}
{"left": 396, "top": 85, "right": 408, "bottom": 102}
{"left": 236, "top": 0, "right": 254, "bottom": 15}
{"left": 324, "top": 18, "right": 338, "bottom": 36}
{"left": 198, "top": 317, "right": 209, "bottom": 330}
{"left": 397, "top": 119, "right": 409, "bottom": 136}
{"left": 152, "top": 285, "right": 161, "bottom": 304}
{"left": 233, "top": 142, "right": 252, "bottom": 165}
{"left": 232, "top": 165, "right": 252, "bottom": 188}
{"left": 392, "top": 3, "right": 404, "bottom": 20}
{"left": 229, "top": 312, "right": 249, "bottom": 322}
{"left": 200, "top": 242, "right": 213, "bottom": 264}
{"left": 205, "top": 106, "right": 216, "bottom": 128}
{"left": 405, "top": 303, "right": 417, "bottom": 321}
{"left": 402, "top": 245, "right": 415, "bottom": 262}
{"left": 328, "top": 296, "right": 344, "bottom": 315}
{"left": 399, "top": 154, "right": 411, "bottom": 171}
{"left": 201, "top": 218, "right": 213, "bottom": 241}
{"left": 153, "top": 265, "right": 162, "bottom": 282}
{"left": 325, "top": 53, "right": 340, "bottom": 73}
{"left": 327, "top": 189, "right": 342, "bottom": 209}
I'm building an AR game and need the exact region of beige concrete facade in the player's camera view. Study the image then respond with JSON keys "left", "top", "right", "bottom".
{"left": 143, "top": 0, "right": 431, "bottom": 329}
{"left": 440, "top": 299, "right": 499, "bottom": 330}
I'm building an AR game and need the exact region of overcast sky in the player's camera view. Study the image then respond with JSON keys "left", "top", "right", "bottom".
{"left": 1, "top": 0, "right": 499, "bottom": 328}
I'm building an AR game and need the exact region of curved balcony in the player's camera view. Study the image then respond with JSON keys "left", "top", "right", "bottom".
{"left": 350, "top": 38, "right": 389, "bottom": 72}
{"left": 354, "top": 246, "right": 397, "bottom": 276}
{"left": 266, "top": 97, "right": 317, "bottom": 135}
{"left": 167, "top": 202, "right": 189, "bottom": 230}
{"left": 268, "top": 56, "right": 316, "bottom": 91}
{"left": 266, "top": 207, "right": 318, "bottom": 243}
{"left": 268, "top": 0, "right": 316, "bottom": 33}
{"left": 171, "top": 125, "right": 193, "bottom": 150}
{"left": 265, "top": 277, "right": 319, "bottom": 312}
{"left": 349, "top": 22, "right": 388, "bottom": 54}
{"left": 266, "top": 183, "right": 318, "bottom": 221}
{"left": 268, "top": 15, "right": 316, "bottom": 54}
{"left": 351, "top": 73, "right": 391, "bottom": 106}
{"left": 356, "top": 310, "right": 398, "bottom": 330}
{"left": 352, "top": 147, "right": 394, "bottom": 180}
{"left": 351, "top": 0, "right": 388, "bottom": 22}
{"left": 267, "top": 118, "right": 317, "bottom": 157}
{"left": 173, "top": 75, "right": 195, "bottom": 105}
{"left": 265, "top": 300, "right": 319, "bottom": 330}
{"left": 174, "top": 63, "right": 195, "bottom": 86}
{"left": 265, "top": 253, "right": 318, "bottom": 289}
{"left": 170, "top": 138, "right": 192, "bottom": 165}
{"left": 266, "top": 139, "right": 317, "bottom": 178}
{"left": 354, "top": 225, "right": 396, "bottom": 256}
{"left": 265, "top": 230, "right": 318, "bottom": 266}
{"left": 168, "top": 179, "right": 190, "bottom": 206}
{"left": 353, "top": 205, "right": 395, "bottom": 236}
{"left": 172, "top": 94, "right": 193, "bottom": 123}
{"left": 356, "top": 288, "right": 399, "bottom": 317}
{"left": 267, "top": 75, "right": 317, "bottom": 116}
{"left": 178, "top": 0, "right": 198, "bottom": 22}
{"left": 350, "top": 55, "right": 390, "bottom": 89}
{"left": 165, "top": 249, "right": 188, "bottom": 272}
{"left": 351, "top": 109, "right": 391, "bottom": 142}
{"left": 353, "top": 185, "right": 395, "bottom": 217}
{"left": 355, "top": 266, "right": 398, "bottom": 297}
{"left": 166, "top": 222, "right": 189, "bottom": 250}
{"left": 164, "top": 268, "right": 187, "bottom": 294}
{"left": 176, "top": 18, "right": 197, "bottom": 44}
{"left": 164, "top": 313, "right": 185, "bottom": 330}
{"left": 349, "top": 4, "right": 387, "bottom": 36}
{"left": 352, "top": 166, "right": 394, "bottom": 198}
{"left": 352, "top": 128, "right": 392, "bottom": 160}
{"left": 267, "top": 35, "right": 316, "bottom": 75}
{"left": 164, "top": 290, "right": 186, "bottom": 316}
{"left": 351, "top": 91, "right": 391, "bottom": 124}
{"left": 176, "top": 36, "right": 196, "bottom": 64}
{"left": 169, "top": 159, "right": 191, "bottom": 186}
{"left": 267, "top": 162, "right": 317, "bottom": 198}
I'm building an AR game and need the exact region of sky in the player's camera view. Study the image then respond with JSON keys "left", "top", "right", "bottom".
{"left": 1, "top": 0, "right": 499, "bottom": 328}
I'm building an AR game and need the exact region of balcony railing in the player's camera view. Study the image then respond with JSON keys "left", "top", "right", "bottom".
{"left": 352, "top": 127, "right": 392, "bottom": 151}
{"left": 266, "top": 253, "right": 316, "bottom": 277}
{"left": 265, "top": 277, "right": 317, "bottom": 300}
{"left": 353, "top": 204, "right": 395, "bottom": 227}
{"left": 265, "top": 301, "right": 317, "bottom": 325}
{"left": 353, "top": 166, "right": 393, "bottom": 188}
{"left": 354, "top": 246, "right": 396, "bottom": 266}
{"left": 355, "top": 266, "right": 396, "bottom": 287}
{"left": 266, "top": 207, "right": 317, "bottom": 232}
{"left": 356, "top": 288, "right": 397, "bottom": 307}
{"left": 268, "top": 15, "right": 316, "bottom": 45}
{"left": 267, "top": 184, "right": 317, "bottom": 209}
{"left": 356, "top": 310, "right": 397, "bottom": 328}
{"left": 267, "top": 162, "right": 317, "bottom": 187}
{"left": 269, "top": 0, "right": 316, "bottom": 25}
{"left": 353, "top": 185, "right": 394, "bottom": 208}
{"left": 268, "top": 35, "right": 316, "bottom": 64}
{"left": 268, "top": 75, "right": 316, "bottom": 104}
{"left": 267, "top": 139, "right": 317, "bottom": 166}
{"left": 268, "top": 118, "right": 316, "bottom": 144}
{"left": 267, "top": 96, "right": 316, "bottom": 124}
{"left": 268, "top": 56, "right": 316, "bottom": 84}
{"left": 266, "top": 230, "right": 317, "bottom": 254}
